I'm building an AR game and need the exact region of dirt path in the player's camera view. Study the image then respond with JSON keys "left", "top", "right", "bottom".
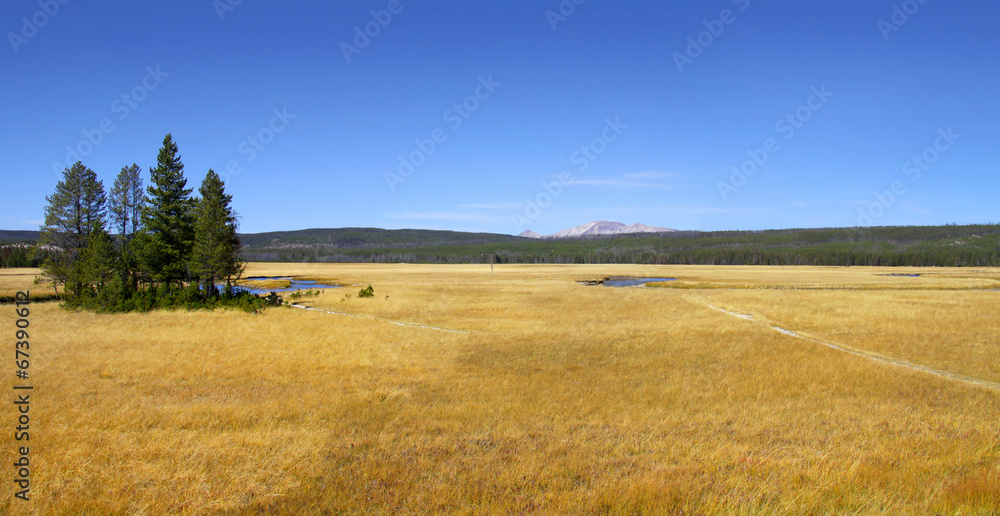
{"left": 288, "top": 303, "right": 470, "bottom": 334}
{"left": 691, "top": 297, "right": 1000, "bottom": 393}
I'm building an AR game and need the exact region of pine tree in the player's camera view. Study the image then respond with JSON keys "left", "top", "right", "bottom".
{"left": 139, "top": 134, "right": 195, "bottom": 287}
{"left": 40, "top": 162, "right": 107, "bottom": 297}
{"left": 78, "top": 225, "right": 117, "bottom": 302}
{"left": 109, "top": 163, "right": 144, "bottom": 240}
{"left": 109, "top": 163, "right": 145, "bottom": 297}
{"left": 190, "top": 169, "right": 243, "bottom": 293}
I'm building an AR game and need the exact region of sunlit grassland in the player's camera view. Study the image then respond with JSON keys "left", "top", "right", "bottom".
{"left": 0, "top": 268, "right": 44, "bottom": 298}
{"left": 235, "top": 277, "right": 293, "bottom": 290}
{"left": 2, "top": 264, "right": 999, "bottom": 514}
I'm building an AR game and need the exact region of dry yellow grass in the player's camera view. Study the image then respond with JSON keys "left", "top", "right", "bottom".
{"left": 235, "top": 277, "right": 293, "bottom": 290}
{"left": 0, "top": 268, "right": 45, "bottom": 298}
{"left": 2, "top": 264, "right": 999, "bottom": 514}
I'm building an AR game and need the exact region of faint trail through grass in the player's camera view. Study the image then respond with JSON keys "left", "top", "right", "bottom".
{"left": 690, "top": 296, "right": 1000, "bottom": 394}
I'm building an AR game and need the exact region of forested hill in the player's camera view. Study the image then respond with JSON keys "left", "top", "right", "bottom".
{"left": 237, "top": 227, "right": 525, "bottom": 249}
{"left": 6, "top": 224, "right": 1000, "bottom": 267}
{"left": 239, "top": 224, "right": 1000, "bottom": 267}
{"left": 0, "top": 230, "right": 40, "bottom": 244}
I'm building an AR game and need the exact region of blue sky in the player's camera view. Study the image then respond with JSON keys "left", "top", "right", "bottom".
{"left": 2, "top": 0, "right": 997, "bottom": 235}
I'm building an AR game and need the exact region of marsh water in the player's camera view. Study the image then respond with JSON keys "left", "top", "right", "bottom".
{"left": 579, "top": 277, "right": 677, "bottom": 287}
{"left": 224, "top": 277, "right": 342, "bottom": 295}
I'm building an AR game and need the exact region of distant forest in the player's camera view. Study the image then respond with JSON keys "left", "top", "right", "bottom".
{"left": 6, "top": 224, "right": 999, "bottom": 268}
{"left": 0, "top": 244, "right": 47, "bottom": 268}
{"left": 236, "top": 224, "right": 1000, "bottom": 267}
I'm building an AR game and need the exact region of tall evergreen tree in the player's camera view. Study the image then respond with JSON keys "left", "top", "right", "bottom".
{"left": 139, "top": 134, "right": 195, "bottom": 287}
{"left": 40, "top": 161, "right": 107, "bottom": 297}
{"left": 109, "top": 163, "right": 145, "bottom": 296}
{"left": 190, "top": 169, "right": 243, "bottom": 292}
{"left": 110, "top": 164, "right": 145, "bottom": 240}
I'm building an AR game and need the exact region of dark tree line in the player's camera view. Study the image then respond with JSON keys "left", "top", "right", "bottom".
{"left": 241, "top": 228, "right": 1000, "bottom": 267}
{"left": 39, "top": 134, "right": 264, "bottom": 312}
{"left": 0, "top": 244, "right": 52, "bottom": 268}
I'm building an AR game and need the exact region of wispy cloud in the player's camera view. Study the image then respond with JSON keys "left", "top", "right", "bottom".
{"left": 657, "top": 206, "right": 778, "bottom": 216}
{"left": 563, "top": 171, "right": 688, "bottom": 189}
{"left": 386, "top": 212, "right": 498, "bottom": 223}
{"left": 458, "top": 203, "right": 522, "bottom": 210}
{"left": 563, "top": 178, "right": 687, "bottom": 189}
{"left": 623, "top": 171, "right": 681, "bottom": 180}
{"left": 784, "top": 200, "right": 824, "bottom": 209}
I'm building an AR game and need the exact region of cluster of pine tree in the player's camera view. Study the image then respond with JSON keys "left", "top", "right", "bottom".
{"left": 40, "top": 134, "right": 272, "bottom": 312}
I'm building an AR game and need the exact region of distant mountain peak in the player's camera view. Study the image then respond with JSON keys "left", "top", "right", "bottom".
{"left": 519, "top": 221, "right": 676, "bottom": 239}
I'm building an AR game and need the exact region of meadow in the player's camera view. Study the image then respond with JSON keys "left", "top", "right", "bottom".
{"left": 1, "top": 264, "right": 999, "bottom": 515}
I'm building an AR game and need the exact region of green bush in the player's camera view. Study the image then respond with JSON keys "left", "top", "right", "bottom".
{"left": 358, "top": 285, "right": 374, "bottom": 298}
{"left": 264, "top": 292, "right": 283, "bottom": 307}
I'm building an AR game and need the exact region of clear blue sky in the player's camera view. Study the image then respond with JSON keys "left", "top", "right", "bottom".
{"left": 2, "top": 0, "right": 997, "bottom": 235}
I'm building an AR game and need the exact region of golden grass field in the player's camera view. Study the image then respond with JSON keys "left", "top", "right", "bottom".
{"left": 1, "top": 264, "right": 999, "bottom": 515}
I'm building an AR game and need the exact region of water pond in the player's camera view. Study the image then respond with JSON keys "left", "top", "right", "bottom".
{"left": 224, "top": 276, "right": 342, "bottom": 295}
{"left": 579, "top": 277, "right": 677, "bottom": 287}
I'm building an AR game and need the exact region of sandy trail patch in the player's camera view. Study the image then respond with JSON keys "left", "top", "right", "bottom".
{"left": 697, "top": 299, "right": 1000, "bottom": 394}
{"left": 288, "top": 303, "right": 470, "bottom": 334}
